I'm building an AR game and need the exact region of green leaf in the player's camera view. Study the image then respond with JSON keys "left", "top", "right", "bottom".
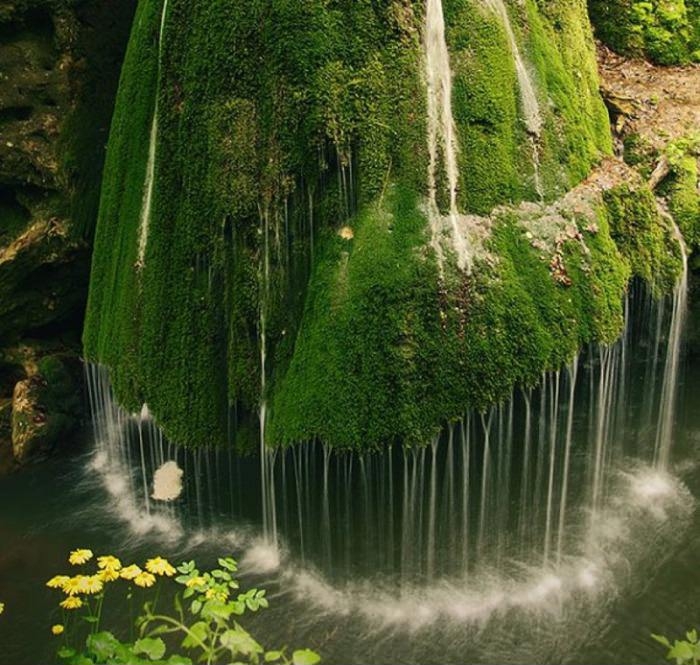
{"left": 181, "top": 621, "right": 208, "bottom": 649}
{"left": 652, "top": 634, "right": 672, "bottom": 649}
{"left": 686, "top": 630, "right": 698, "bottom": 644}
{"left": 133, "top": 638, "right": 166, "bottom": 661}
{"left": 669, "top": 640, "right": 694, "bottom": 663}
{"left": 292, "top": 649, "right": 321, "bottom": 665}
{"left": 57, "top": 647, "right": 77, "bottom": 660}
{"left": 86, "top": 632, "right": 120, "bottom": 661}
{"left": 165, "top": 656, "right": 193, "bottom": 665}
{"left": 68, "top": 655, "right": 95, "bottom": 665}
{"left": 190, "top": 599, "right": 202, "bottom": 615}
{"left": 201, "top": 600, "right": 233, "bottom": 622}
{"left": 82, "top": 616, "right": 99, "bottom": 624}
{"left": 265, "top": 650, "right": 284, "bottom": 662}
{"left": 218, "top": 557, "right": 238, "bottom": 572}
{"left": 219, "top": 626, "right": 263, "bottom": 656}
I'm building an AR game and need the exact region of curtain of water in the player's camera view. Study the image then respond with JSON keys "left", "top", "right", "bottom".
{"left": 86, "top": 267, "right": 688, "bottom": 584}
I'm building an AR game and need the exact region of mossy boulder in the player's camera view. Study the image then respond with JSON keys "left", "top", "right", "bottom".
{"left": 9, "top": 351, "right": 83, "bottom": 464}
{"left": 589, "top": 0, "right": 700, "bottom": 65}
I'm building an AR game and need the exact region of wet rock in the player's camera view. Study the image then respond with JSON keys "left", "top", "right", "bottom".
{"left": 0, "top": 345, "right": 83, "bottom": 469}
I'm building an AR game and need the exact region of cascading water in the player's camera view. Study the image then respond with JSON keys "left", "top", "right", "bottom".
{"left": 85, "top": 253, "right": 692, "bottom": 624}
{"left": 655, "top": 221, "right": 688, "bottom": 469}
{"left": 136, "top": 0, "right": 169, "bottom": 269}
{"left": 483, "top": 0, "right": 544, "bottom": 199}
{"left": 424, "top": 0, "right": 472, "bottom": 271}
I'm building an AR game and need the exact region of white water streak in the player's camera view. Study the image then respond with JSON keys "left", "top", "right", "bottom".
{"left": 424, "top": 0, "right": 472, "bottom": 271}
{"left": 137, "top": 0, "right": 169, "bottom": 269}
{"left": 655, "top": 223, "right": 688, "bottom": 469}
{"left": 483, "top": 0, "right": 543, "bottom": 198}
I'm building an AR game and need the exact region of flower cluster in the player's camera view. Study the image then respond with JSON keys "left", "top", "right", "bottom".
{"left": 45, "top": 549, "right": 177, "bottom": 628}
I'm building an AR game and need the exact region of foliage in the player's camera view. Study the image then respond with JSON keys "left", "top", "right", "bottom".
{"left": 653, "top": 629, "right": 700, "bottom": 664}
{"left": 589, "top": 0, "right": 700, "bottom": 65}
{"left": 45, "top": 550, "right": 319, "bottom": 665}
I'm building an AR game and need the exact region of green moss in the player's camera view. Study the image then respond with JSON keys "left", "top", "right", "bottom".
{"left": 589, "top": 0, "right": 700, "bottom": 65}
{"left": 269, "top": 181, "right": 634, "bottom": 449}
{"left": 604, "top": 183, "right": 683, "bottom": 296}
{"left": 83, "top": 0, "right": 634, "bottom": 451}
{"left": 623, "top": 133, "right": 659, "bottom": 179}
{"left": 446, "top": 0, "right": 527, "bottom": 213}
{"left": 663, "top": 136, "right": 700, "bottom": 251}
{"left": 525, "top": 0, "right": 612, "bottom": 192}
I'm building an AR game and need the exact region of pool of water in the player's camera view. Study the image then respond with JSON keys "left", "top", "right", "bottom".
{"left": 1, "top": 331, "right": 699, "bottom": 664}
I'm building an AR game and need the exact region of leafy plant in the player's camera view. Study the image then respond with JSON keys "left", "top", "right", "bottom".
{"left": 46, "top": 549, "right": 319, "bottom": 665}
{"left": 652, "top": 629, "right": 700, "bottom": 664}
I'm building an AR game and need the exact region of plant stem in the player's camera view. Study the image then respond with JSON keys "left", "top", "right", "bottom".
{"left": 146, "top": 613, "right": 210, "bottom": 652}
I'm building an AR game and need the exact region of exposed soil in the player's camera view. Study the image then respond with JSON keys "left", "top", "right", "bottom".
{"left": 597, "top": 44, "right": 700, "bottom": 151}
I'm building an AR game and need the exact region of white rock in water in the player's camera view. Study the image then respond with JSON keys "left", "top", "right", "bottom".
{"left": 152, "top": 461, "right": 184, "bottom": 502}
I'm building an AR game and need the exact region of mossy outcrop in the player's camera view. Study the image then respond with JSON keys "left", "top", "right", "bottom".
{"left": 589, "top": 0, "right": 700, "bottom": 65}
{"left": 84, "top": 0, "right": 680, "bottom": 451}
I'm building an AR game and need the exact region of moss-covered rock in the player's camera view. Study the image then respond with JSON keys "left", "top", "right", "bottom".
{"left": 660, "top": 136, "right": 700, "bottom": 251}
{"left": 589, "top": 0, "right": 700, "bottom": 65}
{"left": 269, "top": 163, "right": 678, "bottom": 449}
{"left": 604, "top": 182, "right": 683, "bottom": 296}
{"left": 0, "top": 344, "right": 83, "bottom": 469}
{"left": 83, "top": 0, "right": 652, "bottom": 451}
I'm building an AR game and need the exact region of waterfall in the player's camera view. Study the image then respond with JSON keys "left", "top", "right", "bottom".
{"left": 84, "top": 263, "right": 690, "bottom": 630}
{"left": 136, "top": 0, "right": 169, "bottom": 269}
{"left": 483, "top": 0, "right": 544, "bottom": 198}
{"left": 654, "top": 223, "right": 689, "bottom": 469}
{"left": 424, "top": 0, "right": 472, "bottom": 272}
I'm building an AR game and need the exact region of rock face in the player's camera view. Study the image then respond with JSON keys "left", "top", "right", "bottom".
{"left": 0, "top": 0, "right": 135, "bottom": 470}
{"left": 10, "top": 351, "right": 82, "bottom": 463}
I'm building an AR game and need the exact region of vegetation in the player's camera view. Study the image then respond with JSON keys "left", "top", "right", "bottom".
{"left": 653, "top": 629, "right": 700, "bottom": 664}
{"left": 589, "top": 0, "right": 700, "bottom": 64}
{"left": 40, "top": 549, "right": 318, "bottom": 665}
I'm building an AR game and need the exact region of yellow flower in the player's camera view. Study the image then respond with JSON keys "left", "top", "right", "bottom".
{"left": 60, "top": 596, "right": 83, "bottom": 610}
{"left": 61, "top": 576, "right": 86, "bottom": 596}
{"left": 133, "top": 571, "right": 156, "bottom": 588}
{"left": 68, "top": 549, "right": 93, "bottom": 566}
{"left": 51, "top": 624, "right": 65, "bottom": 636}
{"left": 205, "top": 588, "right": 228, "bottom": 602}
{"left": 98, "top": 568, "right": 120, "bottom": 583}
{"left": 46, "top": 575, "right": 71, "bottom": 589}
{"left": 80, "top": 576, "right": 104, "bottom": 595}
{"left": 0, "top": 602, "right": 4, "bottom": 615}
{"left": 97, "top": 555, "right": 122, "bottom": 572}
{"left": 120, "top": 565, "right": 142, "bottom": 581}
{"left": 145, "top": 557, "right": 176, "bottom": 577}
{"left": 185, "top": 576, "right": 206, "bottom": 589}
